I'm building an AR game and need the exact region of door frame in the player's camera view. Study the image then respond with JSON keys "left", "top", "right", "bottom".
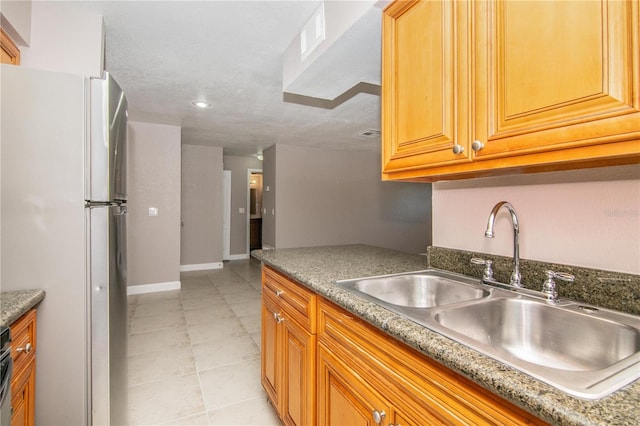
{"left": 247, "top": 168, "right": 263, "bottom": 254}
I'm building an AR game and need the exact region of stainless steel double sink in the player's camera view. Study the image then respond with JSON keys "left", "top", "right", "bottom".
{"left": 336, "top": 270, "right": 640, "bottom": 399}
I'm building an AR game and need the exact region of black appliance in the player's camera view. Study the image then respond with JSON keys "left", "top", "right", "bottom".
{"left": 0, "top": 326, "right": 12, "bottom": 426}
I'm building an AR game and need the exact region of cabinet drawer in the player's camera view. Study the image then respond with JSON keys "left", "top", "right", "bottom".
{"left": 10, "top": 310, "right": 36, "bottom": 375}
{"left": 263, "top": 266, "right": 316, "bottom": 332}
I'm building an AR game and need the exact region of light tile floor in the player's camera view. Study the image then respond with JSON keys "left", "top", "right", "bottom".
{"left": 127, "top": 259, "right": 282, "bottom": 426}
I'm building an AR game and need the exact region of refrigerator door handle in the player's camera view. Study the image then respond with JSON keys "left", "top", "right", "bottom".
{"left": 85, "top": 201, "right": 121, "bottom": 208}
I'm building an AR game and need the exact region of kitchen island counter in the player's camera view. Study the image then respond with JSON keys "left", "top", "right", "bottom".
{"left": 252, "top": 245, "right": 640, "bottom": 426}
{"left": 1, "top": 290, "right": 45, "bottom": 328}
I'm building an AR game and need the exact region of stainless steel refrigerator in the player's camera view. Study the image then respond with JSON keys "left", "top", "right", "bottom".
{"left": 1, "top": 64, "right": 128, "bottom": 425}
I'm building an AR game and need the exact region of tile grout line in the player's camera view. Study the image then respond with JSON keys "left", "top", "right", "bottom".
{"left": 127, "top": 260, "right": 275, "bottom": 425}
{"left": 190, "top": 272, "right": 217, "bottom": 425}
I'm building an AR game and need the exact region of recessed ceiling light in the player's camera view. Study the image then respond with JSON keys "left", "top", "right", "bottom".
{"left": 192, "top": 101, "right": 211, "bottom": 108}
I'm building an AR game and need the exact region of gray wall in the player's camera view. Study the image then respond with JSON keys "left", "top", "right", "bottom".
{"left": 223, "top": 155, "right": 263, "bottom": 256}
{"left": 181, "top": 144, "right": 224, "bottom": 266}
{"left": 262, "top": 146, "right": 276, "bottom": 248}
{"left": 128, "top": 121, "right": 181, "bottom": 286}
{"left": 266, "top": 144, "right": 432, "bottom": 253}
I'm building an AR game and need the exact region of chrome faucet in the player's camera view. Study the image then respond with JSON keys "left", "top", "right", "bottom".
{"left": 485, "top": 201, "right": 522, "bottom": 287}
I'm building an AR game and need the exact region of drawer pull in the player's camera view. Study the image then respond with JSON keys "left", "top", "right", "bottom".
{"left": 16, "top": 342, "right": 33, "bottom": 354}
{"left": 275, "top": 290, "right": 284, "bottom": 297}
{"left": 273, "top": 312, "right": 285, "bottom": 324}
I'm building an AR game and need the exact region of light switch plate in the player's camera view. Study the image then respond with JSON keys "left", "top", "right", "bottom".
{"left": 148, "top": 207, "right": 158, "bottom": 217}
{"left": 239, "top": 207, "right": 245, "bottom": 214}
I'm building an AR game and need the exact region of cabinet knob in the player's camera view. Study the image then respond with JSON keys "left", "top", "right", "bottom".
{"left": 452, "top": 144, "right": 465, "bottom": 155}
{"left": 471, "top": 140, "right": 484, "bottom": 152}
{"left": 16, "top": 342, "right": 32, "bottom": 354}
{"left": 275, "top": 289, "right": 284, "bottom": 297}
{"left": 372, "top": 409, "right": 386, "bottom": 424}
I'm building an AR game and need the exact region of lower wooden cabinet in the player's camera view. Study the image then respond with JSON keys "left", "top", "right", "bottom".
{"left": 261, "top": 267, "right": 317, "bottom": 426}
{"left": 10, "top": 310, "right": 37, "bottom": 426}
{"left": 317, "top": 298, "right": 546, "bottom": 426}
{"left": 260, "top": 266, "right": 546, "bottom": 425}
{"left": 319, "top": 343, "right": 414, "bottom": 426}
{"left": 10, "top": 357, "right": 35, "bottom": 426}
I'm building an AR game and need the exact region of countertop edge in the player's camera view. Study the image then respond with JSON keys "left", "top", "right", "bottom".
{"left": 252, "top": 246, "right": 640, "bottom": 426}
{"left": 1, "top": 290, "right": 46, "bottom": 328}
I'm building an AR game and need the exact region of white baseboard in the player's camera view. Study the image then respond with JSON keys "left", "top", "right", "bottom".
{"left": 127, "top": 281, "right": 181, "bottom": 295}
{"left": 180, "top": 262, "right": 223, "bottom": 272}
{"left": 227, "top": 253, "right": 250, "bottom": 261}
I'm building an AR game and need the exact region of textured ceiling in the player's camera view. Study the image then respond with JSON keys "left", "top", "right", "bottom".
{"left": 77, "top": 1, "right": 383, "bottom": 157}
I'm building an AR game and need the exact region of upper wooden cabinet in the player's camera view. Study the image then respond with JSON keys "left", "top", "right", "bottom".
{"left": 1, "top": 28, "right": 20, "bottom": 65}
{"left": 382, "top": 0, "right": 640, "bottom": 182}
{"left": 382, "top": 0, "right": 473, "bottom": 173}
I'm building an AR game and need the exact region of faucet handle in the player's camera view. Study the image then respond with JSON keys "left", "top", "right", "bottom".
{"left": 542, "top": 270, "right": 575, "bottom": 301}
{"left": 471, "top": 258, "right": 494, "bottom": 281}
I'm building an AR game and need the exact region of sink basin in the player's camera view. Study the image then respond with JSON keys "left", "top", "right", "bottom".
{"left": 338, "top": 270, "right": 488, "bottom": 308}
{"left": 434, "top": 298, "right": 640, "bottom": 371}
{"left": 432, "top": 298, "right": 640, "bottom": 398}
{"left": 336, "top": 269, "right": 640, "bottom": 398}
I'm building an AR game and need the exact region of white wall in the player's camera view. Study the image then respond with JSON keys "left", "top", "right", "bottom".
{"left": 127, "top": 121, "right": 181, "bottom": 287}
{"left": 20, "top": 1, "right": 104, "bottom": 76}
{"left": 0, "top": 0, "right": 32, "bottom": 45}
{"left": 433, "top": 164, "right": 640, "bottom": 274}
{"left": 282, "top": 0, "right": 377, "bottom": 98}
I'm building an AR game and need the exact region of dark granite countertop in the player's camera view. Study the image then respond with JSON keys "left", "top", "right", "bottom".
{"left": 1, "top": 290, "right": 45, "bottom": 328}
{"left": 252, "top": 245, "right": 640, "bottom": 426}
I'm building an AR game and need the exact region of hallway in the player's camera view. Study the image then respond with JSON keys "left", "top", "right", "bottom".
{"left": 126, "top": 259, "right": 281, "bottom": 425}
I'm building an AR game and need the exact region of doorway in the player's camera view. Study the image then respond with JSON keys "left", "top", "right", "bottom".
{"left": 248, "top": 170, "right": 263, "bottom": 251}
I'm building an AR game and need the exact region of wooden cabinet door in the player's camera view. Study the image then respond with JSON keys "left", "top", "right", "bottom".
{"left": 280, "top": 313, "right": 316, "bottom": 426}
{"left": 318, "top": 344, "right": 390, "bottom": 426}
{"left": 11, "top": 357, "right": 35, "bottom": 426}
{"left": 473, "top": 0, "right": 640, "bottom": 166}
{"left": 10, "top": 310, "right": 36, "bottom": 426}
{"left": 261, "top": 295, "right": 281, "bottom": 410}
{"left": 382, "top": 0, "right": 472, "bottom": 178}
{"left": 0, "top": 28, "right": 20, "bottom": 65}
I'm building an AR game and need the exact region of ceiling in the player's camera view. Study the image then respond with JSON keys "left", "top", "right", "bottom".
{"left": 76, "top": 0, "right": 385, "bottom": 157}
